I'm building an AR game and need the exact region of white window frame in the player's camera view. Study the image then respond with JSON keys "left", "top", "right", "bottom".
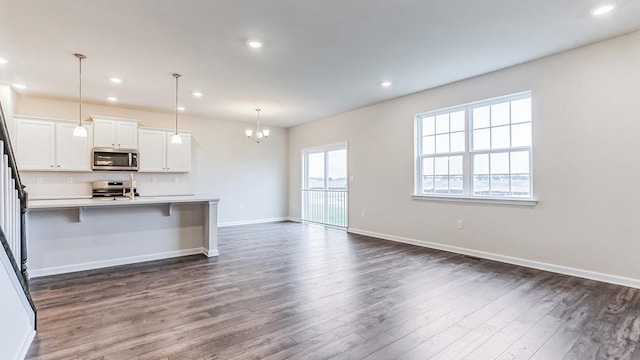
{"left": 413, "top": 91, "right": 537, "bottom": 206}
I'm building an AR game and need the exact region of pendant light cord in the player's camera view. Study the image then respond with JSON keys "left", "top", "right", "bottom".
{"left": 173, "top": 73, "right": 181, "bottom": 134}
{"left": 75, "top": 53, "right": 86, "bottom": 126}
{"left": 256, "top": 108, "right": 261, "bottom": 133}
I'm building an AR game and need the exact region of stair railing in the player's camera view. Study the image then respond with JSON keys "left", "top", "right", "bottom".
{"left": 0, "top": 101, "right": 36, "bottom": 323}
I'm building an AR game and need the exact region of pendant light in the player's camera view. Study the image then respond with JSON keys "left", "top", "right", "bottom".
{"left": 171, "top": 73, "right": 182, "bottom": 144}
{"left": 245, "top": 108, "right": 270, "bottom": 143}
{"left": 72, "top": 53, "right": 87, "bottom": 137}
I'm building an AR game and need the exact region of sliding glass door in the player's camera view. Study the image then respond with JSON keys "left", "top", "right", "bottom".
{"left": 302, "top": 144, "right": 348, "bottom": 228}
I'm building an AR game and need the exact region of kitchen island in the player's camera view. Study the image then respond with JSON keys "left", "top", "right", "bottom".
{"left": 27, "top": 196, "right": 219, "bottom": 277}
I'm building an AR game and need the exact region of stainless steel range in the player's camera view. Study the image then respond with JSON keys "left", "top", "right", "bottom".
{"left": 92, "top": 180, "right": 139, "bottom": 198}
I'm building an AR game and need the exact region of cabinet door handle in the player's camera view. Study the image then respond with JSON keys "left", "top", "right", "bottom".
{"left": 112, "top": 143, "right": 115, "bottom": 146}
{"left": 118, "top": 144, "right": 121, "bottom": 147}
{"left": 57, "top": 165, "right": 60, "bottom": 168}
{"left": 50, "top": 165, "right": 54, "bottom": 168}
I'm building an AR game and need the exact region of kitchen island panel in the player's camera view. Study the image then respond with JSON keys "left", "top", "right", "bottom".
{"left": 27, "top": 199, "right": 219, "bottom": 277}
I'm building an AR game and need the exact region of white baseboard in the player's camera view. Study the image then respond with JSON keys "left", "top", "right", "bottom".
{"left": 348, "top": 227, "right": 640, "bottom": 290}
{"left": 16, "top": 329, "right": 35, "bottom": 360}
{"left": 218, "top": 217, "right": 290, "bottom": 227}
{"left": 286, "top": 217, "right": 301, "bottom": 223}
{"left": 203, "top": 249, "right": 219, "bottom": 257}
{"left": 30, "top": 248, "right": 206, "bottom": 278}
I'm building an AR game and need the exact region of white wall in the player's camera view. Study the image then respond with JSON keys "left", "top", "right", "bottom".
{"left": 15, "top": 96, "right": 289, "bottom": 225}
{"left": 0, "top": 241, "right": 35, "bottom": 360}
{"left": 289, "top": 31, "right": 640, "bottom": 284}
{"left": 0, "top": 84, "right": 17, "bottom": 140}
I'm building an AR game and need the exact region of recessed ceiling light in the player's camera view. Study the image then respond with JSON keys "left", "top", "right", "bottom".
{"left": 591, "top": 4, "right": 615, "bottom": 15}
{"left": 192, "top": 92, "right": 203, "bottom": 97}
{"left": 12, "top": 84, "right": 26, "bottom": 89}
{"left": 0, "top": 58, "right": 8, "bottom": 64}
{"left": 107, "top": 97, "right": 118, "bottom": 102}
{"left": 381, "top": 81, "right": 392, "bottom": 87}
{"left": 247, "top": 40, "right": 263, "bottom": 48}
{"left": 177, "top": 106, "right": 185, "bottom": 111}
{"left": 110, "top": 77, "right": 123, "bottom": 84}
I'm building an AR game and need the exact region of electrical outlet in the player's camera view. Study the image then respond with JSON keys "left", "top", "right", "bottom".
{"left": 66, "top": 177, "right": 73, "bottom": 184}
{"left": 238, "top": 204, "right": 245, "bottom": 212}
{"left": 151, "top": 177, "right": 157, "bottom": 183}
{"left": 172, "top": 177, "right": 178, "bottom": 183}
{"left": 36, "top": 177, "right": 44, "bottom": 184}
{"left": 361, "top": 210, "right": 365, "bottom": 217}
{"left": 457, "top": 220, "right": 464, "bottom": 230}
{"left": 349, "top": 176, "right": 355, "bottom": 183}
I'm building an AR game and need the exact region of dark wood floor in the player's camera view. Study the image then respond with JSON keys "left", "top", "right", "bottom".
{"left": 26, "top": 222, "right": 640, "bottom": 360}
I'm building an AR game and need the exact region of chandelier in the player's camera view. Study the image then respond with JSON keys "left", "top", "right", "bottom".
{"left": 245, "top": 108, "right": 270, "bottom": 143}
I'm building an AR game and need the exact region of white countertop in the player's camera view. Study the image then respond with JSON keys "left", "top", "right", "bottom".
{"left": 28, "top": 196, "right": 219, "bottom": 210}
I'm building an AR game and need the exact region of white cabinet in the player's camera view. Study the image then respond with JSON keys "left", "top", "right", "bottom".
{"left": 91, "top": 116, "right": 139, "bottom": 149}
{"left": 15, "top": 116, "right": 91, "bottom": 171}
{"left": 138, "top": 129, "right": 191, "bottom": 173}
{"left": 138, "top": 130, "right": 165, "bottom": 172}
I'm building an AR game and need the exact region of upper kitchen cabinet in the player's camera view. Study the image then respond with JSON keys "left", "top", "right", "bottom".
{"left": 138, "top": 129, "right": 191, "bottom": 173}
{"left": 15, "top": 116, "right": 92, "bottom": 171}
{"left": 91, "top": 116, "right": 139, "bottom": 149}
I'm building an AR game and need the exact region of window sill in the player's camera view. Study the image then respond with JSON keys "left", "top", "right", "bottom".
{"left": 411, "top": 194, "right": 538, "bottom": 207}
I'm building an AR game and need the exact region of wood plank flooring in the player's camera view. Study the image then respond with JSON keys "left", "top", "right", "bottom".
{"left": 25, "top": 222, "right": 640, "bottom": 359}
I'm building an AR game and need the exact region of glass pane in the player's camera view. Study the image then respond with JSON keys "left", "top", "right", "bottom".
{"left": 435, "top": 134, "right": 449, "bottom": 154}
{"left": 512, "top": 123, "right": 532, "bottom": 147}
{"left": 473, "top": 106, "right": 490, "bottom": 129}
{"left": 490, "top": 152, "right": 509, "bottom": 174}
{"left": 511, "top": 98, "right": 531, "bottom": 124}
{"left": 473, "top": 154, "right": 489, "bottom": 174}
{"left": 491, "top": 102, "right": 510, "bottom": 126}
{"left": 435, "top": 114, "right": 449, "bottom": 134}
{"left": 491, "top": 126, "right": 510, "bottom": 149}
{"left": 450, "top": 156, "right": 463, "bottom": 175}
{"left": 434, "top": 176, "right": 449, "bottom": 193}
{"left": 511, "top": 174, "right": 530, "bottom": 197}
{"left": 435, "top": 157, "right": 449, "bottom": 175}
{"left": 422, "top": 135, "right": 435, "bottom": 155}
{"left": 473, "top": 175, "right": 489, "bottom": 196}
{"left": 423, "top": 176, "right": 435, "bottom": 192}
{"left": 510, "top": 151, "right": 529, "bottom": 174}
{"left": 422, "top": 116, "right": 435, "bottom": 136}
{"left": 450, "top": 176, "right": 463, "bottom": 194}
{"left": 473, "top": 129, "right": 490, "bottom": 150}
{"left": 490, "top": 175, "right": 510, "bottom": 196}
{"left": 327, "top": 149, "right": 347, "bottom": 189}
{"left": 450, "top": 132, "right": 465, "bottom": 153}
{"left": 422, "top": 158, "right": 434, "bottom": 176}
{"left": 307, "top": 152, "right": 325, "bottom": 189}
{"left": 434, "top": 176, "right": 449, "bottom": 194}
{"left": 450, "top": 111, "right": 465, "bottom": 132}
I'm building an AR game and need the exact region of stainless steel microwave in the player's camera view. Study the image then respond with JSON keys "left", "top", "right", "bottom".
{"left": 92, "top": 148, "right": 139, "bottom": 171}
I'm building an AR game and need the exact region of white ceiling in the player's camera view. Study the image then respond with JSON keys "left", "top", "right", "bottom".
{"left": 1, "top": 0, "right": 639, "bottom": 128}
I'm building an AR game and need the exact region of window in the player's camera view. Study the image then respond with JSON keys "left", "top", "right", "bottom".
{"left": 415, "top": 92, "right": 533, "bottom": 199}
{"left": 302, "top": 144, "right": 348, "bottom": 228}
